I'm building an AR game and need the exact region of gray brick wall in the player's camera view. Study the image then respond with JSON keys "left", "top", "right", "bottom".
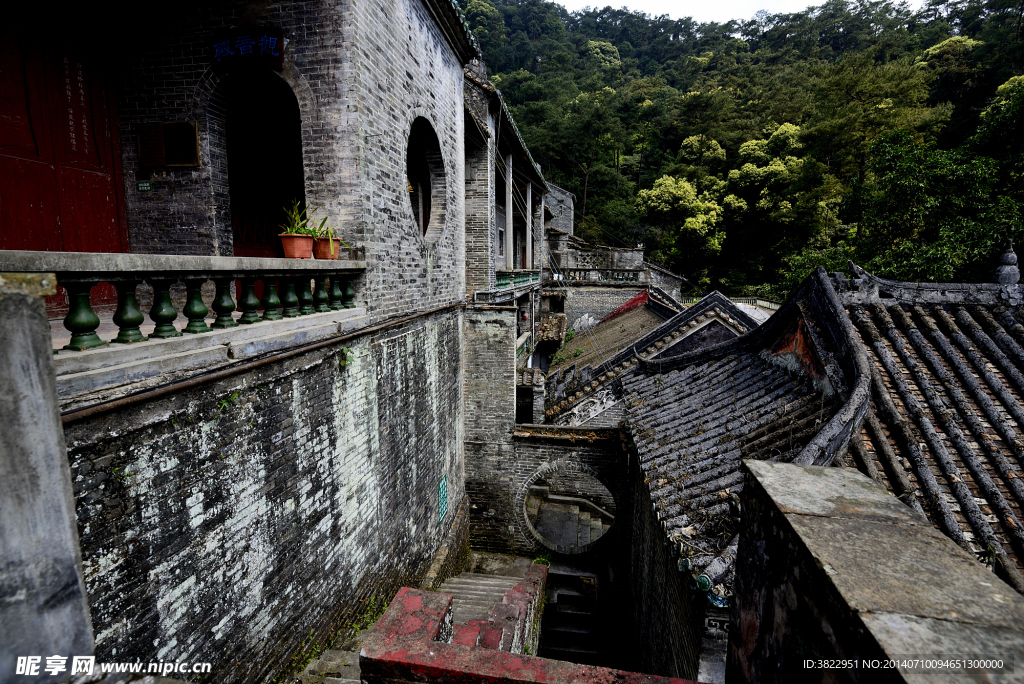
{"left": 64, "top": 309, "right": 465, "bottom": 683}
{"left": 545, "top": 184, "right": 574, "bottom": 237}
{"left": 466, "top": 427, "right": 626, "bottom": 554}
{"left": 463, "top": 305, "right": 516, "bottom": 550}
{"left": 117, "top": 0, "right": 466, "bottom": 323}
{"left": 629, "top": 458, "right": 703, "bottom": 680}
{"left": 563, "top": 287, "right": 643, "bottom": 328}
{"left": 464, "top": 104, "right": 496, "bottom": 296}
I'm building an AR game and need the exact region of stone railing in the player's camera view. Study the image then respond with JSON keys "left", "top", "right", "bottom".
{"left": 0, "top": 251, "right": 365, "bottom": 351}
{"left": 679, "top": 296, "right": 780, "bottom": 311}
{"left": 515, "top": 331, "right": 531, "bottom": 359}
{"left": 495, "top": 269, "right": 540, "bottom": 289}
{"left": 563, "top": 268, "right": 645, "bottom": 283}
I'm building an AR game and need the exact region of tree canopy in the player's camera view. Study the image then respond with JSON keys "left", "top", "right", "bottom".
{"left": 464, "top": 0, "right": 1024, "bottom": 295}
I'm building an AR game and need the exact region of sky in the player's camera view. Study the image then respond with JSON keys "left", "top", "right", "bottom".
{"left": 551, "top": 0, "right": 923, "bottom": 25}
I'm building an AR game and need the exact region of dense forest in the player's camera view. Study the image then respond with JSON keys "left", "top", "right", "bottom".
{"left": 460, "top": 0, "right": 1024, "bottom": 296}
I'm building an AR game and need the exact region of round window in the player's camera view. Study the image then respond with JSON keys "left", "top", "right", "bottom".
{"left": 406, "top": 117, "right": 447, "bottom": 238}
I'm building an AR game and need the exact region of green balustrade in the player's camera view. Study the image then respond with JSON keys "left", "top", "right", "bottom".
{"left": 328, "top": 278, "right": 345, "bottom": 311}
{"left": 63, "top": 282, "right": 107, "bottom": 351}
{"left": 148, "top": 280, "right": 182, "bottom": 339}
{"left": 238, "top": 278, "right": 262, "bottom": 324}
{"left": 280, "top": 281, "right": 300, "bottom": 318}
{"left": 111, "top": 281, "right": 145, "bottom": 344}
{"left": 210, "top": 278, "right": 238, "bottom": 328}
{"left": 342, "top": 278, "right": 356, "bottom": 308}
{"left": 313, "top": 277, "right": 331, "bottom": 313}
{"left": 182, "top": 279, "right": 213, "bottom": 334}
{"left": 261, "top": 281, "right": 283, "bottom": 321}
{"left": 296, "top": 277, "right": 315, "bottom": 315}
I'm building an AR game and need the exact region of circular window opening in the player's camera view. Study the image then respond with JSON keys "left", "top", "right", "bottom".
{"left": 525, "top": 473, "right": 615, "bottom": 554}
{"left": 406, "top": 117, "right": 447, "bottom": 238}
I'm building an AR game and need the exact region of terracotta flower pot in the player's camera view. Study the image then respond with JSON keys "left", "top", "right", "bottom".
{"left": 280, "top": 234, "right": 314, "bottom": 259}
{"left": 314, "top": 238, "right": 343, "bottom": 260}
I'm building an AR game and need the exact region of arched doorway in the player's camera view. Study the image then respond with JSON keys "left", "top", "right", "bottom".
{"left": 224, "top": 69, "right": 305, "bottom": 258}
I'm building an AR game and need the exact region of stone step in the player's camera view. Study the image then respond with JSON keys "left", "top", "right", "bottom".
{"left": 444, "top": 585, "right": 516, "bottom": 593}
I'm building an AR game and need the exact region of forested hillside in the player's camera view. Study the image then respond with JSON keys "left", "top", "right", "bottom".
{"left": 461, "top": 0, "right": 1024, "bottom": 295}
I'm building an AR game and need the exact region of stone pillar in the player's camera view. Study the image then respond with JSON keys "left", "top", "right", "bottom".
{"left": 526, "top": 182, "right": 533, "bottom": 269}
{"left": 0, "top": 273, "right": 94, "bottom": 683}
{"left": 505, "top": 154, "right": 514, "bottom": 271}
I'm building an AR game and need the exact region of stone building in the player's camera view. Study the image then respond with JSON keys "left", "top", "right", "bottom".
{"left": 0, "top": 2, "right": 550, "bottom": 682}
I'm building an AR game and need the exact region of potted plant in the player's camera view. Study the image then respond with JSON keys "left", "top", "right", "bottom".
{"left": 311, "top": 214, "right": 349, "bottom": 260}
{"left": 279, "top": 200, "right": 315, "bottom": 259}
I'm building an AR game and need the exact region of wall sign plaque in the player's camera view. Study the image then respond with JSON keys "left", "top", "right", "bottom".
{"left": 212, "top": 27, "right": 285, "bottom": 70}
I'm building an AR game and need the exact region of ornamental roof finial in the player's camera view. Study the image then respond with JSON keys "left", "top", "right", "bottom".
{"left": 995, "top": 238, "right": 1020, "bottom": 285}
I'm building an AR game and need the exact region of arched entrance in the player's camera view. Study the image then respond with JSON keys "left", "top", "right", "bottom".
{"left": 224, "top": 69, "right": 305, "bottom": 258}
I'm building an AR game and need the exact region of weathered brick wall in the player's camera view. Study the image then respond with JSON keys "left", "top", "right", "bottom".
{"left": 463, "top": 305, "right": 516, "bottom": 550}
{"left": 464, "top": 104, "right": 496, "bottom": 297}
{"left": 118, "top": 0, "right": 466, "bottom": 323}
{"left": 545, "top": 185, "right": 574, "bottom": 236}
{"left": 64, "top": 309, "right": 465, "bottom": 683}
{"left": 564, "top": 286, "right": 644, "bottom": 328}
{"left": 648, "top": 266, "right": 685, "bottom": 295}
{"left": 629, "top": 456, "right": 703, "bottom": 680}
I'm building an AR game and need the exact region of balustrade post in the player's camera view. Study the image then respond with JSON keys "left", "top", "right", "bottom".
{"left": 328, "top": 277, "right": 344, "bottom": 311}
{"left": 261, "top": 280, "right": 284, "bottom": 321}
{"left": 296, "top": 277, "right": 315, "bottom": 315}
{"left": 211, "top": 278, "right": 238, "bottom": 328}
{"left": 237, "top": 278, "right": 261, "bottom": 324}
{"left": 182, "top": 279, "right": 213, "bottom": 334}
{"left": 342, "top": 278, "right": 356, "bottom": 308}
{"left": 313, "top": 277, "right": 330, "bottom": 313}
{"left": 111, "top": 280, "right": 145, "bottom": 344}
{"left": 280, "top": 280, "right": 300, "bottom": 318}
{"left": 62, "top": 282, "right": 107, "bottom": 351}
{"left": 148, "top": 279, "right": 182, "bottom": 339}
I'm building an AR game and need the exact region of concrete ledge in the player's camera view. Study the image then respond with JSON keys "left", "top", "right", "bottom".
{"left": 53, "top": 309, "right": 365, "bottom": 375}
{"left": 57, "top": 346, "right": 230, "bottom": 397}
{"left": 361, "top": 587, "right": 702, "bottom": 684}
{"left": 0, "top": 272, "right": 57, "bottom": 297}
{"left": 0, "top": 250, "right": 365, "bottom": 279}
{"left": 52, "top": 309, "right": 366, "bottom": 404}
{"left": 228, "top": 317, "right": 367, "bottom": 359}
{"left": 728, "top": 460, "right": 1024, "bottom": 683}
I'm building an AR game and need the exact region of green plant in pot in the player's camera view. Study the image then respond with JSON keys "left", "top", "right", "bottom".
{"left": 311, "top": 214, "right": 349, "bottom": 260}
{"left": 279, "top": 200, "right": 315, "bottom": 259}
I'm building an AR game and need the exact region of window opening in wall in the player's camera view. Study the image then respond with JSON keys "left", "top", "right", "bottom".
{"left": 438, "top": 475, "right": 448, "bottom": 524}
{"left": 498, "top": 226, "right": 505, "bottom": 256}
{"left": 406, "top": 117, "right": 446, "bottom": 238}
{"left": 226, "top": 69, "right": 305, "bottom": 258}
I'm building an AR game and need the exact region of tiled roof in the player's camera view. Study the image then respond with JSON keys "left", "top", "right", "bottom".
{"left": 623, "top": 253, "right": 1024, "bottom": 607}
{"left": 546, "top": 292, "right": 762, "bottom": 426}
{"left": 550, "top": 305, "right": 666, "bottom": 373}
{"left": 622, "top": 272, "right": 870, "bottom": 606}
{"left": 839, "top": 264, "right": 1024, "bottom": 593}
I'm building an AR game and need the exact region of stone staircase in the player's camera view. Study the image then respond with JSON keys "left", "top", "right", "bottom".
{"left": 439, "top": 572, "right": 520, "bottom": 624}
{"left": 539, "top": 567, "right": 608, "bottom": 667}
{"left": 528, "top": 498, "right": 611, "bottom": 548}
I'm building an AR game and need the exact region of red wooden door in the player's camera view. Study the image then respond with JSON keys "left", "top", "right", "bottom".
{"left": 0, "top": 42, "right": 127, "bottom": 315}
{"left": 0, "top": 43, "right": 127, "bottom": 253}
